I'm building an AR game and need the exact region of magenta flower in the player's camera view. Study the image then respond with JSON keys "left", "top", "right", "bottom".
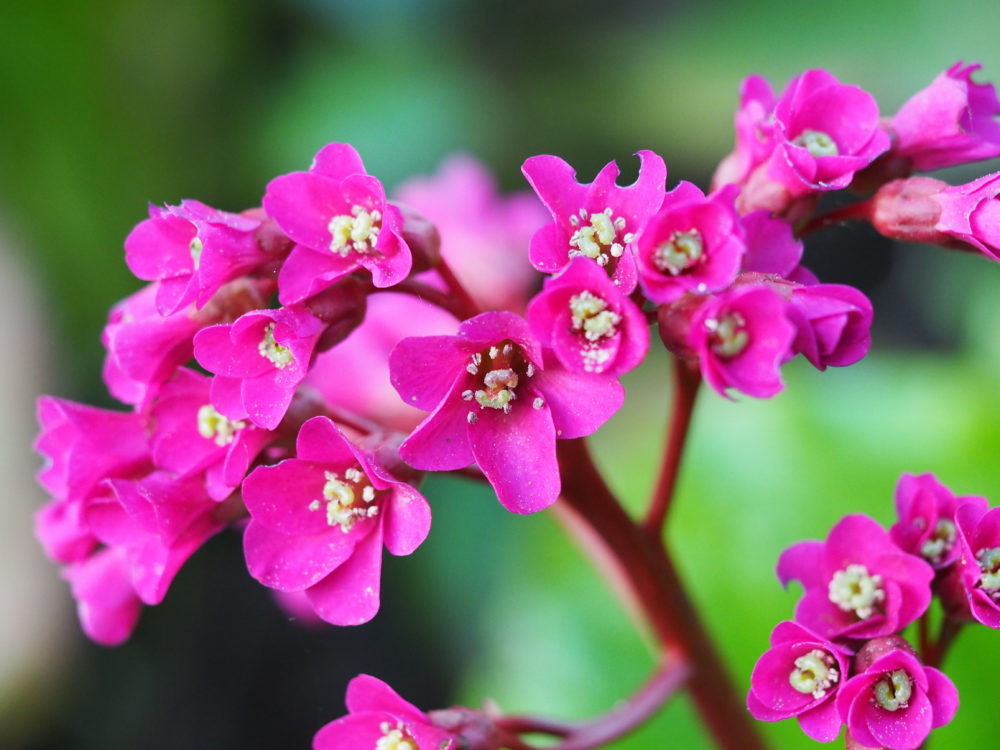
{"left": 890, "top": 62, "right": 1000, "bottom": 171}
{"left": 526, "top": 257, "right": 649, "bottom": 376}
{"left": 124, "top": 200, "right": 265, "bottom": 315}
{"left": 194, "top": 304, "right": 327, "bottom": 430}
{"left": 264, "top": 143, "right": 411, "bottom": 303}
{"left": 836, "top": 647, "right": 958, "bottom": 750}
{"left": 313, "top": 674, "right": 455, "bottom": 750}
{"left": 777, "top": 514, "right": 934, "bottom": 640}
{"left": 687, "top": 285, "right": 795, "bottom": 399}
{"left": 954, "top": 502, "right": 1000, "bottom": 628}
{"left": 521, "top": 151, "right": 667, "bottom": 292}
{"left": 635, "top": 182, "right": 744, "bottom": 304}
{"left": 395, "top": 154, "right": 547, "bottom": 313}
{"left": 740, "top": 210, "right": 804, "bottom": 277}
{"left": 390, "top": 311, "right": 624, "bottom": 513}
{"left": 890, "top": 473, "right": 987, "bottom": 569}
{"left": 712, "top": 75, "right": 778, "bottom": 189}
{"left": 766, "top": 70, "right": 890, "bottom": 196}
{"left": 241, "top": 417, "right": 431, "bottom": 626}
{"left": 62, "top": 547, "right": 142, "bottom": 647}
{"left": 786, "top": 283, "right": 873, "bottom": 370}
{"left": 747, "top": 620, "right": 852, "bottom": 742}
{"left": 150, "top": 368, "right": 274, "bottom": 501}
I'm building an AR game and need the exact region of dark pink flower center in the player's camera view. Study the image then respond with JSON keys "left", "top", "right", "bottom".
{"left": 706, "top": 312, "right": 749, "bottom": 358}
{"left": 308, "top": 464, "right": 384, "bottom": 532}
{"left": 461, "top": 340, "right": 539, "bottom": 422}
{"left": 568, "top": 207, "right": 632, "bottom": 272}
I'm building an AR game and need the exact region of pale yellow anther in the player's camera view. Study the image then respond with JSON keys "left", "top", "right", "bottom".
{"left": 375, "top": 726, "right": 419, "bottom": 750}
{"left": 920, "top": 519, "right": 957, "bottom": 563}
{"left": 196, "top": 404, "right": 246, "bottom": 446}
{"left": 977, "top": 547, "right": 1000, "bottom": 590}
{"left": 792, "top": 129, "right": 839, "bottom": 158}
{"left": 653, "top": 229, "right": 703, "bottom": 275}
{"left": 708, "top": 313, "right": 749, "bottom": 359}
{"left": 568, "top": 207, "right": 626, "bottom": 264}
{"left": 328, "top": 205, "right": 382, "bottom": 256}
{"left": 310, "top": 468, "right": 380, "bottom": 532}
{"left": 569, "top": 291, "right": 620, "bottom": 342}
{"left": 873, "top": 670, "right": 912, "bottom": 712}
{"left": 189, "top": 236, "right": 204, "bottom": 269}
{"left": 788, "top": 649, "right": 838, "bottom": 699}
{"left": 258, "top": 323, "right": 293, "bottom": 369}
{"left": 828, "top": 564, "right": 884, "bottom": 619}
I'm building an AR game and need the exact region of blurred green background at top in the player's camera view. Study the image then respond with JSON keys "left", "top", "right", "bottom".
{"left": 3, "top": 0, "right": 1000, "bottom": 748}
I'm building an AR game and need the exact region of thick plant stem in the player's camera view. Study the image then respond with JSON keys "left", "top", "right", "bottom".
{"left": 436, "top": 257, "right": 482, "bottom": 319}
{"left": 643, "top": 356, "right": 701, "bottom": 534}
{"left": 557, "top": 438, "right": 766, "bottom": 750}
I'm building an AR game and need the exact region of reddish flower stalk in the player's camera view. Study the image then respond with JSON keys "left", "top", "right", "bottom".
{"left": 435, "top": 255, "right": 483, "bottom": 320}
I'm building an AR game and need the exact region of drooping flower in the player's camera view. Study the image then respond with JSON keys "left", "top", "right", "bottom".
{"left": 193, "top": 304, "right": 328, "bottom": 430}
{"left": 635, "top": 182, "right": 745, "bottom": 304}
{"left": 890, "top": 473, "right": 987, "bottom": 570}
{"left": 785, "top": 283, "right": 873, "bottom": 370}
{"left": 124, "top": 200, "right": 266, "bottom": 315}
{"left": 264, "top": 143, "right": 412, "bottom": 303}
{"left": 836, "top": 645, "right": 958, "bottom": 750}
{"left": 777, "top": 514, "right": 934, "bottom": 640}
{"left": 521, "top": 151, "right": 668, "bottom": 292}
{"left": 890, "top": 62, "right": 1000, "bottom": 172}
{"left": 953, "top": 502, "right": 1000, "bottom": 628}
{"left": 526, "top": 257, "right": 648, "bottom": 376}
{"left": 740, "top": 210, "right": 804, "bottom": 278}
{"left": 313, "top": 674, "right": 456, "bottom": 750}
{"left": 747, "top": 620, "right": 852, "bottom": 742}
{"left": 61, "top": 547, "right": 143, "bottom": 647}
{"left": 390, "top": 311, "right": 623, "bottom": 513}
{"left": 241, "top": 417, "right": 431, "bottom": 626}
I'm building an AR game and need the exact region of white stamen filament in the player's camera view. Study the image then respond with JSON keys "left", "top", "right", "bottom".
{"left": 872, "top": 670, "right": 912, "bottom": 712}
{"left": 328, "top": 205, "right": 382, "bottom": 256}
{"left": 788, "top": 649, "right": 839, "bottom": 700}
{"left": 828, "top": 564, "right": 885, "bottom": 619}
{"left": 196, "top": 404, "right": 246, "bottom": 446}
{"left": 653, "top": 229, "right": 704, "bottom": 275}
{"left": 258, "top": 323, "right": 293, "bottom": 369}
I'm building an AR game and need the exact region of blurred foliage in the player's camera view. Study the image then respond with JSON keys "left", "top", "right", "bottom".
{"left": 4, "top": 0, "right": 1000, "bottom": 747}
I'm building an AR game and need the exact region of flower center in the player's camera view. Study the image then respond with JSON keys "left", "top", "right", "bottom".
{"left": 872, "top": 669, "right": 913, "bottom": 712}
{"left": 652, "top": 229, "right": 704, "bottom": 275}
{"left": 828, "top": 564, "right": 885, "bottom": 619}
{"left": 376, "top": 722, "right": 419, "bottom": 750}
{"left": 705, "top": 313, "right": 749, "bottom": 358}
{"left": 189, "top": 236, "right": 204, "bottom": 269}
{"left": 308, "top": 466, "right": 380, "bottom": 533}
{"left": 462, "top": 341, "right": 539, "bottom": 422}
{"left": 792, "top": 129, "right": 839, "bottom": 158}
{"left": 569, "top": 291, "right": 621, "bottom": 343}
{"left": 976, "top": 547, "right": 1000, "bottom": 592}
{"left": 196, "top": 404, "right": 246, "bottom": 446}
{"left": 568, "top": 207, "right": 633, "bottom": 268}
{"left": 258, "top": 322, "right": 293, "bottom": 369}
{"left": 920, "top": 519, "right": 957, "bottom": 564}
{"left": 788, "top": 649, "right": 839, "bottom": 700}
{"left": 328, "top": 205, "right": 382, "bottom": 256}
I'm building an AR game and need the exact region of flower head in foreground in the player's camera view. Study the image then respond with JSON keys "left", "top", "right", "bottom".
{"left": 390, "top": 311, "right": 623, "bottom": 513}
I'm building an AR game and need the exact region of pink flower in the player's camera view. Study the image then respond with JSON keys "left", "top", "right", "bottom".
{"left": 263, "top": 143, "right": 411, "bottom": 303}
{"left": 766, "top": 70, "right": 890, "bottom": 196}
{"left": 521, "top": 151, "right": 667, "bottom": 292}
{"left": 747, "top": 621, "right": 852, "bottom": 742}
{"left": 313, "top": 674, "right": 455, "bottom": 750}
{"left": 786, "top": 283, "right": 873, "bottom": 370}
{"left": 890, "top": 473, "right": 987, "bottom": 569}
{"left": 836, "top": 646, "right": 958, "bottom": 750}
{"left": 890, "top": 62, "right": 1000, "bottom": 171}
{"left": 712, "top": 75, "right": 778, "bottom": 189}
{"left": 390, "top": 311, "right": 623, "bottom": 513}
{"left": 953, "top": 502, "right": 1000, "bottom": 628}
{"left": 124, "top": 200, "right": 265, "bottom": 315}
{"left": 526, "top": 257, "right": 649, "bottom": 376}
{"left": 62, "top": 547, "right": 142, "bottom": 647}
{"left": 150, "top": 368, "right": 274, "bottom": 501}
{"left": 241, "top": 417, "right": 431, "bottom": 626}
{"left": 395, "top": 154, "right": 546, "bottom": 313}
{"left": 193, "top": 304, "right": 327, "bottom": 430}
{"left": 777, "top": 514, "right": 934, "bottom": 640}
{"left": 740, "top": 210, "right": 804, "bottom": 277}
{"left": 687, "top": 285, "right": 795, "bottom": 399}
{"left": 635, "top": 182, "right": 744, "bottom": 304}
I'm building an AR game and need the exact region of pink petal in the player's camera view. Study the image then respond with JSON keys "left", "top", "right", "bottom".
{"left": 383, "top": 484, "right": 432, "bottom": 557}
{"left": 306, "top": 524, "right": 384, "bottom": 625}
{"left": 345, "top": 673, "right": 425, "bottom": 718}
{"left": 243, "top": 519, "right": 357, "bottom": 592}
{"left": 312, "top": 143, "right": 366, "bottom": 180}
{"left": 530, "top": 368, "right": 624, "bottom": 439}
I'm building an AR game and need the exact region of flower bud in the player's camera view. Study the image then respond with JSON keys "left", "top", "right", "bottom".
{"left": 395, "top": 201, "right": 441, "bottom": 274}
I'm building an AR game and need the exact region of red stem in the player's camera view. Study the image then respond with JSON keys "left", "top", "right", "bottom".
{"left": 393, "top": 278, "right": 475, "bottom": 320}
{"left": 435, "top": 258, "right": 482, "bottom": 320}
{"left": 556, "top": 438, "right": 766, "bottom": 750}
{"left": 796, "top": 200, "right": 872, "bottom": 237}
{"left": 643, "top": 356, "right": 701, "bottom": 534}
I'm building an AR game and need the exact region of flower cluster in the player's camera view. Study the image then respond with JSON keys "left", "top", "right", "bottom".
{"left": 748, "top": 473, "right": 1000, "bottom": 748}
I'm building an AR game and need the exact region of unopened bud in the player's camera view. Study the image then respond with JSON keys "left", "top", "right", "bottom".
{"left": 395, "top": 202, "right": 441, "bottom": 274}
{"left": 869, "top": 177, "right": 949, "bottom": 244}
{"left": 853, "top": 635, "right": 917, "bottom": 673}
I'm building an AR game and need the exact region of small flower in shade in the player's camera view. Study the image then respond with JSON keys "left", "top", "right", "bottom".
{"left": 241, "top": 417, "right": 431, "bottom": 626}
{"left": 740, "top": 210, "right": 804, "bottom": 278}
{"left": 635, "top": 182, "right": 745, "bottom": 304}
{"left": 869, "top": 173, "right": 1000, "bottom": 261}
{"left": 395, "top": 154, "right": 547, "bottom": 314}
{"left": 313, "top": 674, "right": 456, "bottom": 750}
{"left": 390, "top": 311, "right": 624, "bottom": 514}
{"left": 766, "top": 70, "right": 890, "bottom": 197}
{"left": 124, "top": 200, "right": 266, "bottom": 315}
{"left": 836, "top": 643, "right": 958, "bottom": 750}
{"left": 712, "top": 75, "right": 778, "bottom": 190}
{"left": 890, "top": 62, "right": 1000, "bottom": 172}
{"left": 777, "top": 514, "right": 934, "bottom": 640}
{"left": 786, "top": 283, "right": 873, "bottom": 370}
{"left": 150, "top": 368, "right": 274, "bottom": 501}
{"left": 193, "top": 304, "right": 328, "bottom": 430}
{"left": 953, "top": 502, "right": 1000, "bottom": 628}
{"left": 526, "top": 257, "right": 649, "bottom": 376}
{"left": 890, "top": 473, "right": 988, "bottom": 569}
{"left": 263, "top": 143, "right": 412, "bottom": 303}
{"left": 62, "top": 547, "right": 142, "bottom": 647}
{"left": 521, "top": 151, "right": 667, "bottom": 292}
{"left": 687, "top": 285, "right": 795, "bottom": 399}
{"left": 747, "top": 620, "right": 852, "bottom": 742}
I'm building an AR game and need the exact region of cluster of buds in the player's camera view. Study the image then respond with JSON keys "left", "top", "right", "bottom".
{"left": 748, "top": 473, "right": 1000, "bottom": 748}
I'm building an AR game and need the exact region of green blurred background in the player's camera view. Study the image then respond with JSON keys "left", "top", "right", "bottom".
{"left": 3, "top": 0, "right": 1000, "bottom": 747}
